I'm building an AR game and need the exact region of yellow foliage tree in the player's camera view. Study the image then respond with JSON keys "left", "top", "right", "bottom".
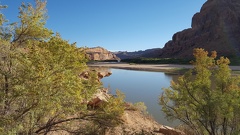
{"left": 0, "top": 1, "right": 124, "bottom": 134}
{"left": 160, "top": 48, "right": 240, "bottom": 135}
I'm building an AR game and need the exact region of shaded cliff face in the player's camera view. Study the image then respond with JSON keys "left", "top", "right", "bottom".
{"left": 160, "top": 0, "right": 240, "bottom": 58}
{"left": 86, "top": 47, "right": 120, "bottom": 61}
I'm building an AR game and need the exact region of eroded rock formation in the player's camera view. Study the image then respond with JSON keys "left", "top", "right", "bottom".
{"left": 86, "top": 47, "right": 120, "bottom": 61}
{"left": 160, "top": 0, "right": 240, "bottom": 58}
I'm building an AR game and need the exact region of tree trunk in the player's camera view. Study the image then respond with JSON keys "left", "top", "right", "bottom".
{"left": 4, "top": 74, "right": 9, "bottom": 115}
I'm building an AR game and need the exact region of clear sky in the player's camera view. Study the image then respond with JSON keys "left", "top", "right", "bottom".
{"left": 1, "top": 0, "right": 206, "bottom": 52}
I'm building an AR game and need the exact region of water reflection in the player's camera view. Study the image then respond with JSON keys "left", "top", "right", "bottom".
{"left": 101, "top": 68, "right": 180, "bottom": 127}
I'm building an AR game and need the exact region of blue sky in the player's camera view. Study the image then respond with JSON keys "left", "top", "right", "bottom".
{"left": 1, "top": 0, "right": 206, "bottom": 52}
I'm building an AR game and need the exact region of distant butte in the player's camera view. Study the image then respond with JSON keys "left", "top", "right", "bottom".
{"left": 85, "top": 47, "right": 120, "bottom": 61}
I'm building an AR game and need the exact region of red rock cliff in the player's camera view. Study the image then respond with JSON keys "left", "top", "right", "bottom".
{"left": 86, "top": 47, "right": 120, "bottom": 61}
{"left": 159, "top": 0, "right": 240, "bottom": 58}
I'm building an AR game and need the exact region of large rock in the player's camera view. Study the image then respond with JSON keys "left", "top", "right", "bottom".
{"left": 158, "top": 125, "right": 185, "bottom": 135}
{"left": 86, "top": 47, "right": 120, "bottom": 61}
{"left": 88, "top": 88, "right": 110, "bottom": 108}
{"left": 160, "top": 0, "right": 240, "bottom": 58}
{"left": 79, "top": 68, "right": 112, "bottom": 83}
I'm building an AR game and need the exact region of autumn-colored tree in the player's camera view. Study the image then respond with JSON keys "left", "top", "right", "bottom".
{"left": 0, "top": 0, "right": 124, "bottom": 134}
{"left": 160, "top": 48, "right": 240, "bottom": 135}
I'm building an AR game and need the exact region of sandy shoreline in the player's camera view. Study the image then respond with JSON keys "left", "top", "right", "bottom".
{"left": 88, "top": 62, "right": 240, "bottom": 72}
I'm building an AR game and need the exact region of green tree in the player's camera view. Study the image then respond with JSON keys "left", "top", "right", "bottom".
{"left": 0, "top": 0, "right": 124, "bottom": 134}
{"left": 160, "top": 48, "right": 240, "bottom": 135}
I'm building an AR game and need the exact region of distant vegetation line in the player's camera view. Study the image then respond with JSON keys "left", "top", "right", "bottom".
{"left": 121, "top": 58, "right": 192, "bottom": 64}
{"left": 95, "top": 57, "right": 240, "bottom": 65}
{"left": 87, "top": 58, "right": 192, "bottom": 64}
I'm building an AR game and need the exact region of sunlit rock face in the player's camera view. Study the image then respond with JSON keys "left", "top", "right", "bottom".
{"left": 86, "top": 47, "right": 120, "bottom": 61}
{"left": 159, "top": 0, "right": 240, "bottom": 58}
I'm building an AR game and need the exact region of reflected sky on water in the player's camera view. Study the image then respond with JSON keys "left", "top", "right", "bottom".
{"left": 101, "top": 68, "right": 179, "bottom": 127}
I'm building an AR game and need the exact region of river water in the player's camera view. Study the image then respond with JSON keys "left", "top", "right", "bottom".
{"left": 101, "top": 68, "right": 179, "bottom": 127}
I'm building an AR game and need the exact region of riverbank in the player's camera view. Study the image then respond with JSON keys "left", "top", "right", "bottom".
{"left": 88, "top": 62, "right": 240, "bottom": 74}
{"left": 88, "top": 62, "right": 192, "bottom": 74}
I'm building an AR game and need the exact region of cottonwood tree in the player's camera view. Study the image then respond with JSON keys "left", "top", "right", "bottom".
{"left": 160, "top": 48, "right": 240, "bottom": 135}
{"left": 0, "top": 0, "right": 125, "bottom": 134}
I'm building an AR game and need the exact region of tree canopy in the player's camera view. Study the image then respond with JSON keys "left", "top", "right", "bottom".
{"left": 160, "top": 48, "right": 240, "bottom": 135}
{"left": 0, "top": 0, "right": 124, "bottom": 134}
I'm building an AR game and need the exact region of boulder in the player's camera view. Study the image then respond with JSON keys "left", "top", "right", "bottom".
{"left": 87, "top": 88, "right": 110, "bottom": 108}
{"left": 97, "top": 71, "right": 112, "bottom": 79}
{"left": 79, "top": 69, "right": 112, "bottom": 82}
{"left": 158, "top": 125, "right": 185, "bottom": 135}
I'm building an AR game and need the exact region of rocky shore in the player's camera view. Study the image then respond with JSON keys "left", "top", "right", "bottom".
{"left": 82, "top": 68, "right": 186, "bottom": 135}
{"left": 106, "top": 109, "right": 185, "bottom": 135}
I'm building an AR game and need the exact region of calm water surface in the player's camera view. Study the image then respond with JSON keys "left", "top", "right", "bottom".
{"left": 101, "top": 68, "right": 179, "bottom": 127}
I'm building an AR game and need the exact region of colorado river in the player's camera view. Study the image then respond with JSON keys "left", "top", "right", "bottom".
{"left": 101, "top": 68, "right": 179, "bottom": 127}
